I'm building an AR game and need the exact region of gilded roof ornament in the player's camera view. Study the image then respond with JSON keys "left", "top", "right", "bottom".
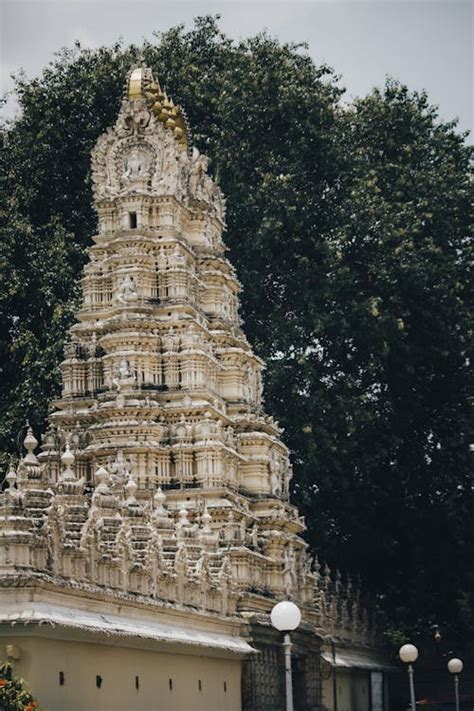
{"left": 127, "top": 66, "right": 189, "bottom": 149}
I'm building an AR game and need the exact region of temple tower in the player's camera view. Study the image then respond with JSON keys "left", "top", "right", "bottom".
{"left": 0, "top": 67, "right": 384, "bottom": 711}
{"left": 42, "top": 66, "right": 311, "bottom": 612}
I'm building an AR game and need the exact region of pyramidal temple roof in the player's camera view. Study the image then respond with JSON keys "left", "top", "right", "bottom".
{"left": 0, "top": 67, "right": 377, "bottom": 652}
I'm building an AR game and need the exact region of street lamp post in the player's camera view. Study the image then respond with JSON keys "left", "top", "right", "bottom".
{"left": 448, "top": 658, "right": 463, "bottom": 711}
{"left": 271, "top": 601, "right": 302, "bottom": 711}
{"left": 399, "top": 644, "right": 419, "bottom": 711}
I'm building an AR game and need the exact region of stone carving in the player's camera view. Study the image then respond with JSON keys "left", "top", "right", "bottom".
{"left": 187, "top": 147, "right": 225, "bottom": 221}
{"left": 116, "top": 274, "right": 138, "bottom": 303}
{"left": 112, "top": 359, "right": 135, "bottom": 392}
{"left": 1, "top": 422, "right": 376, "bottom": 642}
{"left": 122, "top": 147, "right": 151, "bottom": 180}
{"left": 283, "top": 544, "right": 297, "bottom": 597}
{"left": 269, "top": 451, "right": 283, "bottom": 497}
{"left": 156, "top": 146, "right": 189, "bottom": 199}
{"left": 118, "top": 99, "right": 152, "bottom": 136}
{"left": 0, "top": 66, "right": 380, "bottom": 661}
{"left": 109, "top": 450, "right": 131, "bottom": 489}
{"left": 189, "top": 149, "right": 209, "bottom": 200}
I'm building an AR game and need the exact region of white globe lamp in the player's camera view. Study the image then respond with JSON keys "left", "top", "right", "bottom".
{"left": 270, "top": 600, "right": 301, "bottom": 632}
{"left": 448, "top": 658, "right": 463, "bottom": 675}
{"left": 448, "top": 658, "right": 463, "bottom": 711}
{"left": 398, "top": 643, "right": 418, "bottom": 711}
{"left": 270, "top": 601, "right": 301, "bottom": 711}
{"left": 399, "top": 644, "right": 419, "bottom": 664}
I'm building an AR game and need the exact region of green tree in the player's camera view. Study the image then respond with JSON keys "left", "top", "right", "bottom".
{"left": 0, "top": 16, "right": 472, "bottom": 640}
{"left": 287, "top": 82, "right": 473, "bottom": 641}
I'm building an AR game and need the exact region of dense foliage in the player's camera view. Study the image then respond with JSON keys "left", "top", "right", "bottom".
{"left": 0, "top": 17, "right": 472, "bottom": 642}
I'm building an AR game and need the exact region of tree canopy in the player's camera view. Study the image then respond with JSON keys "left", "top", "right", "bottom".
{"left": 0, "top": 16, "right": 472, "bottom": 644}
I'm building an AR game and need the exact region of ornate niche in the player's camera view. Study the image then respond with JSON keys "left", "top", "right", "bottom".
{"left": 115, "top": 139, "right": 159, "bottom": 194}
{"left": 120, "top": 144, "right": 154, "bottom": 190}
{"left": 91, "top": 113, "right": 163, "bottom": 201}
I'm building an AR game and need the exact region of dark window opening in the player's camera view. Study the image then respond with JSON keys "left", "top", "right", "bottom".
{"left": 224, "top": 681, "right": 227, "bottom": 693}
{"left": 129, "top": 212, "right": 137, "bottom": 229}
{"left": 59, "top": 671, "right": 65, "bottom": 686}
{"left": 96, "top": 675, "right": 103, "bottom": 689}
{"left": 169, "top": 678, "right": 173, "bottom": 691}
{"left": 198, "top": 679, "right": 202, "bottom": 691}
{"left": 135, "top": 675, "right": 139, "bottom": 690}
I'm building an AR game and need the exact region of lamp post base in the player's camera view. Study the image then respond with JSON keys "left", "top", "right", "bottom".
{"left": 283, "top": 633, "right": 294, "bottom": 711}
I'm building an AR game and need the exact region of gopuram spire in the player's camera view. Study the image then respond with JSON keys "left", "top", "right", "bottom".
{"left": 0, "top": 67, "right": 384, "bottom": 711}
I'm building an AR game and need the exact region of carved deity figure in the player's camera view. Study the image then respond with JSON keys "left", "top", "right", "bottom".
{"left": 122, "top": 148, "right": 150, "bottom": 180}
{"left": 269, "top": 452, "right": 282, "bottom": 497}
{"left": 249, "top": 523, "right": 260, "bottom": 550}
{"left": 243, "top": 363, "right": 255, "bottom": 403}
{"left": 112, "top": 359, "right": 135, "bottom": 392}
{"left": 118, "top": 359, "right": 132, "bottom": 380}
{"left": 210, "top": 182, "right": 225, "bottom": 218}
{"left": 223, "top": 510, "right": 238, "bottom": 544}
{"left": 218, "top": 558, "right": 232, "bottom": 614}
{"left": 283, "top": 544, "right": 297, "bottom": 596}
{"left": 282, "top": 460, "right": 293, "bottom": 498}
{"left": 156, "top": 249, "right": 168, "bottom": 271}
{"left": 109, "top": 450, "right": 131, "bottom": 488}
{"left": 159, "top": 150, "right": 188, "bottom": 198}
{"left": 116, "top": 274, "right": 138, "bottom": 304}
{"left": 176, "top": 149, "right": 189, "bottom": 200}
{"left": 188, "top": 149, "right": 209, "bottom": 201}
{"left": 88, "top": 331, "right": 98, "bottom": 357}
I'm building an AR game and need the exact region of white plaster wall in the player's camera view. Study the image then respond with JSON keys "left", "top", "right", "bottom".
{"left": 9, "top": 636, "right": 242, "bottom": 711}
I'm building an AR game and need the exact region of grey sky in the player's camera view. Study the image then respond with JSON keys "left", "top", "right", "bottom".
{"left": 1, "top": 0, "right": 472, "bottom": 135}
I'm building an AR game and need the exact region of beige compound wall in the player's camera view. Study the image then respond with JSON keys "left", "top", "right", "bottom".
{"left": 321, "top": 669, "right": 390, "bottom": 711}
{"left": 321, "top": 669, "right": 371, "bottom": 711}
{"left": 7, "top": 635, "right": 242, "bottom": 711}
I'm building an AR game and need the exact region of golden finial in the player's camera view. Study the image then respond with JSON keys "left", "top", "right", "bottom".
{"left": 128, "top": 67, "right": 145, "bottom": 99}
{"left": 126, "top": 66, "right": 189, "bottom": 149}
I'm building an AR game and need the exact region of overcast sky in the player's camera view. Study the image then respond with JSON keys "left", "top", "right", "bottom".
{"left": 1, "top": 0, "right": 472, "bottom": 135}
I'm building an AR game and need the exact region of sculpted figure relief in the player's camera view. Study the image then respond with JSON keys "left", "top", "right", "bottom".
{"left": 244, "top": 363, "right": 256, "bottom": 403}
{"left": 189, "top": 149, "right": 209, "bottom": 200}
{"left": 109, "top": 450, "right": 131, "bottom": 489}
{"left": 118, "top": 359, "right": 132, "bottom": 378}
{"left": 122, "top": 147, "right": 151, "bottom": 181}
{"left": 282, "top": 460, "right": 293, "bottom": 497}
{"left": 283, "top": 544, "right": 297, "bottom": 596}
{"left": 158, "top": 149, "right": 188, "bottom": 198}
{"left": 112, "top": 359, "right": 135, "bottom": 392}
{"left": 116, "top": 274, "right": 138, "bottom": 304}
{"left": 269, "top": 452, "right": 282, "bottom": 497}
